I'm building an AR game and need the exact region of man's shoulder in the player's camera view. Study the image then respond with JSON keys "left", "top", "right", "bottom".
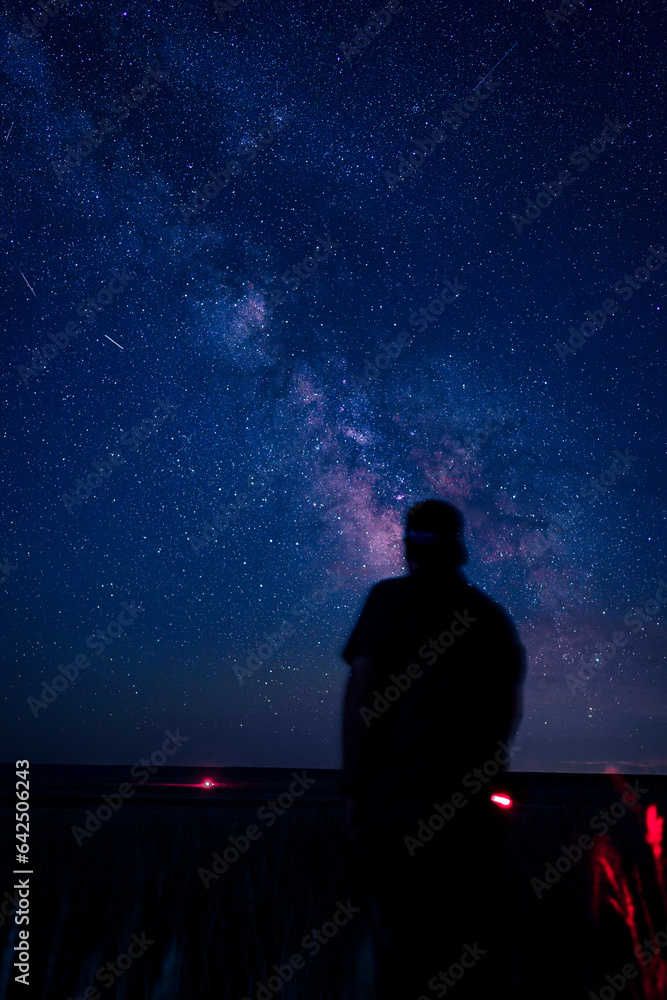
{"left": 369, "top": 575, "right": 520, "bottom": 630}
{"left": 367, "top": 575, "right": 413, "bottom": 601}
{"left": 464, "top": 584, "right": 524, "bottom": 647}
{"left": 371, "top": 574, "right": 412, "bottom": 592}
{"left": 455, "top": 578, "right": 506, "bottom": 610}
{"left": 464, "top": 583, "right": 506, "bottom": 613}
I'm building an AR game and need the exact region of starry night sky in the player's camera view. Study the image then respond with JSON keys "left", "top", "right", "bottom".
{"left": 1, "top": 0, "right": 665, "bottom": 771}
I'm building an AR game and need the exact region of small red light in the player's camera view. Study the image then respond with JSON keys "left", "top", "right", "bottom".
{"left": 202, "top": 779, "right": 215, "bottom": 788}
{"left": 491, "top": 793, "right": 512, "bottom": 808}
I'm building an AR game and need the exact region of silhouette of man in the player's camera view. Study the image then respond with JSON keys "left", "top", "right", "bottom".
{"left": 341, "top": 499, "right": 525, "bottom": 999}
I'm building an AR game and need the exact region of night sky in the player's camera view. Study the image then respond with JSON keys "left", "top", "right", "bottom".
{"left": 1, "top": 0, "right": 665, "bottom": 772}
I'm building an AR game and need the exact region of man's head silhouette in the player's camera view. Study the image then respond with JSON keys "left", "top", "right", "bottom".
{"left": 404, "top": 499, "right": 468, "bottom": 571}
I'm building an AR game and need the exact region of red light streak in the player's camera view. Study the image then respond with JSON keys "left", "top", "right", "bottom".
{"left": 491, "top": 793, "right": 512, "bottom": 807}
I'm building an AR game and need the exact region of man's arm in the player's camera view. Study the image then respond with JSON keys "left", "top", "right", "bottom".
{"left": 507, "top": 680, "right": 524, "bottom": 745}
{"left": 339, "top": 580, "right": 398, "bottom": 825}
{"left": 501, "top": 635, "right": 526, "bottom": 748}
{"left": 483, "top": 639, "right": 526, "bottom": 766}
{"left": 341, "top": 655, "right": 385, "bottom": 802}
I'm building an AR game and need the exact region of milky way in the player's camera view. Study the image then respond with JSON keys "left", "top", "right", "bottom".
{"left": 1, "top": 0, "right": 665, "bottom": 771}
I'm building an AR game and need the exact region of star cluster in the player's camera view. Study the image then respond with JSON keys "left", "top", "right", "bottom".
{"left": 1, "top": 0, "right": 666, "bottom": 771}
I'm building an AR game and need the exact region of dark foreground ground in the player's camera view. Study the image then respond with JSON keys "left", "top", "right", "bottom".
{"left": 1, "top": 765, "right": 666, "bottom": 1000}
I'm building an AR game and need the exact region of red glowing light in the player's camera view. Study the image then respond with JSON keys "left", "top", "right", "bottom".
{"left": 590, "top": 802, "right": 667, "bottom": 1000}
{"left": 202, "top": 779, "right": 215, "bottom": 788}
{"left": 490, "top": 793, "right": 512, "bottom": 808}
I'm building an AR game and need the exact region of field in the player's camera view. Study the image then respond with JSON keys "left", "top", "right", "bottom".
{"left": 1, "top": 766, "right": 666, "bottom": 999}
